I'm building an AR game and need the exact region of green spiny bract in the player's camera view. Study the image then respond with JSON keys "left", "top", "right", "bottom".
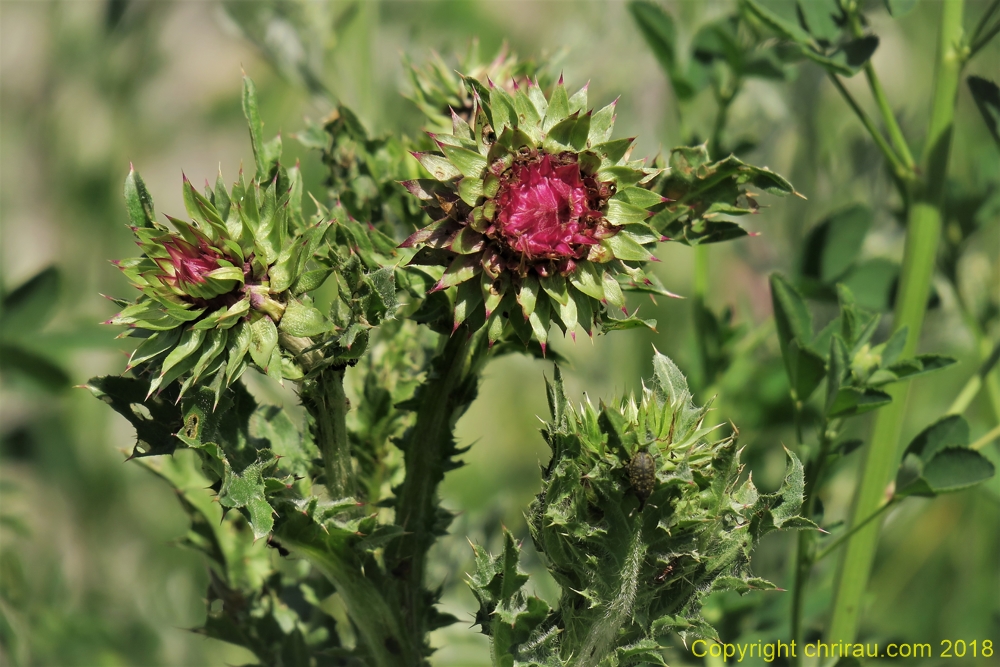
{"left": 405, "top": 39, "right": 552, "bottom": 134}
{"left": 401, "top": 74, "right": 675, "bottom": 351}
{"left": 469, "top": 351, "right": 811, "bottom": 666}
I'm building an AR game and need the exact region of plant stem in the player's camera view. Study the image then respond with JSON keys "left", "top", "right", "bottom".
{"left": 971, "top": 423, "right": 1000, "bottom": 451}
{"left": 790, "top": 419, "right": 836, "bottom": 664}
{"left": 968, "top": 0, "right": 1000, "bottom": 60}
{"left": 827, "top": 0, "right": 966, "bottom": 645}
{"left": 387, "top": 327, "right": 487, "bottom": 654}
{"left": 971, "top": 0, "right": 1000, "bottom": 45}
{"left": 815, "top": 498, "right": 900, "bottom": 562}
{"left": 846, "top": 12, "right": 916, "bottom": 172}
{"left": 692, "top": 89, "right": 737, "bottom": 394}
{"left": 827, "top": 74, "right": 910, "bottom": 184}
{"left": 947, "top": 340, "right": 1000, "bottom": 415}
{"left": 693, "top": 243, "right": 711, "bottom": 390}
{"left": 303, "top": 367, "right": 353, "bottom": 498}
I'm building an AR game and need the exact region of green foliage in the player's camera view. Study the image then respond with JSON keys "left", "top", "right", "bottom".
{"left": 630, "top": 0, "right": 794, "bottom": 106}
{"left": 654, "top": 145, "right": 795, "bottom": 245}
{"left": 468, "top": 352, "right": 810, "bottom": 665}
{"left": 0, "top": 268, "right": 71, "bottom": 392}
{"left": 895, "top": 415, "right": 995, "bottom": 498}
{"left": 968, "top": 76, "right": 1000, "bottom": 147}
{"left": 405, "top": 40, "right": 553, "bottom": 134}
{"left": 739, "top": 0, "right": 879, "bottom": 77}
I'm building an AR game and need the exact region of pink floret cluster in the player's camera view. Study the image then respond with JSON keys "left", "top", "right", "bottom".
{"left": 495, "top": 155, "right": 611, "bottom": 263}
{"left": 160, "top": 237, "right": 221, "bottom": 286}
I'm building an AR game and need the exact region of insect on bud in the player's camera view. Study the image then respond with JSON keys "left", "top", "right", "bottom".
{"left": 628, "top": 449, "right": 656, "bottom": 508}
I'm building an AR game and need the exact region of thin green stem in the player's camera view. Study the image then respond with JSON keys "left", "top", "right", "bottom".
{"left": 948, "top": 339, "right": 1000, "bottom": 415}
{"left": 969, "top": 22, "right": 1000, "bottom": 60}
{"left": 827, "top": 73, "right": 911, "bottom": 184}
{"left": 971, "top": 423, "right": 1000, "bottom": 451}
{"left": 948, "top": 374, "right": 984, "bottom": 416}
{"left": 863, "top": 63, "right": 915, "bottom": 170}
{"left": 972, "top": 0, "right": 1000, "bottom": 43}
{"left": 968, "top": 0, "right": 1000, "bottom": 60}
{"left": 693, "top": 244, "right": 711, "bottom": 389}
{"left": 791, "top": 419, "right": 837, "bottom": 665}
{"left": 845, "top": 12, "right": 916, "bottom": 172}
{"left": 828, "top": 0, "right": 966, "bottom": 645}
{"left": 815, "top": 498, "right": 900, "bottom": 562}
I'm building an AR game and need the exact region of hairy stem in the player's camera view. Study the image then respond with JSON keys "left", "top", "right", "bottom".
{"left": 578, "top": 528, "right": 645, "bottom": 667}
{"left": 303, "top": 367, "right": 352, "bottom": 498}
{"left": 387, "top": 327, "right": 488, "bottom": 654}
{"left": 828, "top": 0, "right": 966, "bottom": 644}
{"left": 790, "top": 419, "right": 836, "bottom": 664}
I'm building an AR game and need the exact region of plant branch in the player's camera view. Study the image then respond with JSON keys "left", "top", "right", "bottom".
{"left": 846, "top": 11, "right": 916, "bottom": 171}
{"left": 968, "top": 20, "right": 1000, "bottom": 60}
{"left": 790, "top": 418, "right": 837, "bottom": 664}
{"left": 827, "top": 73, "right": 911, "bottom": 185}
{"left": 692, "top": 88, "right": 738, "bottom": 392}
{"left": 303, "top": 367, "right": 353, "bottom": 498}
{"left": 828, "top": 0, "right": 967, "bottom": 645}
{"left": 968, "top": 0, "right": 1000, "bottom": 60}
{"left": 815, "top": 498, "right": 900, "bottom": 562}
{"left": 971, "top": 423, "right": 1000, "bottom": 451}
{"left": 947, "top": 339, "right": 1000, "bottom": 415}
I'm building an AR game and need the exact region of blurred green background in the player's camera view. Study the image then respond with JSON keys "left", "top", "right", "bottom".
{"left": 1, "top": 1, "right": 997, "bottom": 665}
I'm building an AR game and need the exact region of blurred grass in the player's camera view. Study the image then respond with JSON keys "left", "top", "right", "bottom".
{"left": 1, "top": 1, "right": 997, "bottom": 666}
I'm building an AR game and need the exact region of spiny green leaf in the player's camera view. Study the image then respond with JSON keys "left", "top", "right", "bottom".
{"left": 124, "top": 167, "right": 157, "bottom": 229}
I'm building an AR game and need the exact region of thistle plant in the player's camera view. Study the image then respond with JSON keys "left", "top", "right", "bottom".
{"left": 470, "top": 352, "right": 810, "bottom": 666}
{"left": 85, "top": 44, "right": 823, "bottom": 667}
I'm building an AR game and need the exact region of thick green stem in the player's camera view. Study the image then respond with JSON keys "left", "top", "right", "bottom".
{"left": 387, "top": 328, "right": 487, "bottom": 654}
{"left": 304, "top": 368, "right": 352, "bottom": 498}
{"left": 827, "top": 0, "right": 966, "bottom": 644}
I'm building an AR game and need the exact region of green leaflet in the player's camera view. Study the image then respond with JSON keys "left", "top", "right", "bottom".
{"left": 249, "top": 316, "right": 278, "bottom": 370}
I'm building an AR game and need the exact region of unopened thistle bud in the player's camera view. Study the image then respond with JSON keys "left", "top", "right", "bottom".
{"left": 105, "top": 77, "right": 339, "bottom": 404}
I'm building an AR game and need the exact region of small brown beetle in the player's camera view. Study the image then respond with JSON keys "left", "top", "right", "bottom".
{"left": 628, "top": 449, "right": 656, "bottom": 509}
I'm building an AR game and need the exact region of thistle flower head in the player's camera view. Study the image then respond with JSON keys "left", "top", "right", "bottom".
{"left": 494, "top": 152, "right": 615, "bottom": 264}
{"left": 104, "top": 77, "right": 347, "bottom": 404}
{"left": 402, "top": 74, "right": 675, "bottom": 350}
